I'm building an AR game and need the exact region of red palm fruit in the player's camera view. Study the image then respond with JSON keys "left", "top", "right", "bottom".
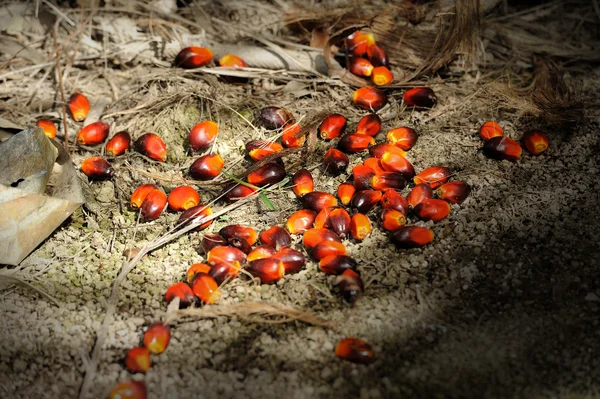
{"left": 303, "top": 228, "right": 342, "bottom": 252}
{"left": 386, "top": 127, "right": 418, "bottom": 150}
{"left": 246, "top": 140, "right": 284, "bottom": 162}
{"left": 175, "top": 46, "right": 213, "bottom": 68}
{"left": 356, "top": 113, "right": 382, "bottom": 136}
{"left": 200, "top": 234, "right": 227, "bottom": 255}
{"left": 350, "top": 213, "right": 371, "bottom": 241}
{"left": 191, "top": 273, "right": 221, "bottom": 304}
{"left": 318, "top": 113, "right": 347, "bottom": 140}
{"left": 370, "top": 172, "right": 406, "bottom": 191}
{"left": 260, "top": 225, "right": 292, "bottom": 250}
{"left": 329, "top": 207, "right": 351, "bottom": 238}
{"left": 220, "top": 225, "right": 258, "bottom": 246}
{"left": 479, "top": 121, "right": 503, "bottom": 141}
{"left": 68, "top": 93, "right": 90, "bottom": 122}
{"left": 413, "top": 166, "right": 451, "bottom": 188}
{"left": 189, "top": 153, "right": 224, "bottom": 180}
{"left": 207, "top": 245, "right": 246, "bottom": 266}
{"left": 352, "top": 164, "right": 375, "bottom": 190}
{"left": 380, "top": 152, "right": 415, "bottom": 179}
{"left": 381, "top": 208, "right": 407, "bottom": 231}
{"left": 319, "top": 255, "right": 357, "bottom": 275}
{"left": 76, "top": 121, "right": 109, "bottom": 145}
{"left": 246, "top": 258, "right": 285, "bottom": 284}
{"left": 141, "top": 189, "right": 167, "bottom": 220}
{"left": 178, "top": 204, "right": 213, "bottom": 230}
{"left": 106, "top": 131, "right": 131, "bottom": 156}
{"left": 247, "top": 162, "right": 287, "bottom": 187}
{"left": 323, "top": 148, "right": 350, "bottom": 176}
{"left": 130, "top": 184, "right": 159, "bottom": 209}
{"left": 335, "top": 337, "right": 374, "bottom": 364}
{"left": 218, "top": 54, "right": 247, "bottom": 67}
{"left": 36, "top": 119, "right": 57, "bottom": 139}
{"left": 143, "top": 323, "right": 171, "bottom": 354}
{"left": 229, "top": 237, "right": 253, "bottom": 254}
{"left": 381, "top": 189, "right": 409, "bottom": 215}
{"left": 165, "top": 282, "right": 195, "bottom": 308}
{"left": 337, "top": 133, "right": 375, "bottom": 154}
{"left": 81, "top": 157, "right": 114, "bottom": 180}
{"left": 352, "top": 87, "right": 387, "bottom": 111}
{"left": 414, "top": 198, "right": 451, "bottom": 222}
{"left": 224, "top": 183, "right": 256, "bottom": 203}
{"left": 363, "top": 157, "right": 387, "bottom": 174}
{"left": 350, "top": 189, "right": 382, "bottom": 214}
{"left": 124, "top": 347, "right": 151, "bottom": 373}
{"left": 437, "top": 181, "right": 471, "bottom": 204}
{"left": 337, "top": 183, "right": 356, "bottom": 206}
{"left": 247, "top": 245, "right": 277, "bottom": 262}
{"left": 134, "top": 133, "right": 167, "bottom": 162}
{"left": 349, "top": 57, "right": 374, "bottom": 77}
{"left": 109, "top": 380, "right": 147, "bottom": 399}
{"left": 334, "top": 270, "right": 364, "bottom": 302}
{"left": 522, "top": 130, "right": 549, "bottom": 155}
{"left": 272, "top": 247, "right": 306, "bottom": 274}
{"left": 167, "top": 186, "right": 200, "bottom": 211}
{"left": 209, "top": 261, "right": 242, "bottom": 284}
{"left": 345, "top": 31, "right": 375, "bottom": 57}
{"left": 367, "top": 44, "right": 389, "bottom": 67}
{"left": 291, "top": 169, "right": 314, "bottom": 197}
{"left": 408, "top": 184, "right": 434, "bottom": 208}
{"left": 189, "top": 121, "right": 218, "bottom": 152}
{"left": 257, "top": 106, "right": 295, "bottom": 130}
{"left": 391, "top": 226, "right": 434, "bottom": 248}
{"left": 311, "top": 240, "right": 346, "bottom": 261}
{"left": 281, "top": 123, "right": 305, "bottom": 148}
{"left": 286, "top": 209, "right": 317, "bottom": 234}
{"left": 369, "top": 143, "right": 407, "bottom": 159}
{"left": 371, "top": 66, "right": 393, "bottom": 86}
{"left": 186, "top": 263, "right": 212, "bottom": 283}
{"left": 301, "top": 191, "right": 338, "bottom": 212}
{"left": 403, "top": 87, "right": 436, "bottom": 109}
{"left": 314, "top": 206, "right": 334, "bottom": 229}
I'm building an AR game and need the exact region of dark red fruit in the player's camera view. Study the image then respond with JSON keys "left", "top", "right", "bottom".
{"left": 391, "top": 226, "right": 434, "bottom": 248}
{"left": 319, "top": 113, "right": 347, "bottom": 140}
{"left": 403, "top": 87, "right": 436, "bottom": 109}
{"left": 337, "top": 133, "right": 375, "bottom": 154}
{"left": 247, "top": 162, "right": 287, "bottom": 187}
{"left": 260, "top": 226, "right": 292, "bottom": 250}
{"left": 350, "top": 190, "right": 382, "bottom": 214}
{"left": 323, "top": 148, "right": 350, "bottom": 176}
{"left": 301, "top": 191, "right": 338, "bottom": 212}
{"left": 319, "top": 255, "right": 357, "bottom": 275}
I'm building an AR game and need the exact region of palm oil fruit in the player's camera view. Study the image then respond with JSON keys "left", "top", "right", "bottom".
{"left": 323, "top": 148, "right": 350, "bottom": 176}
{"left": 272, "top": 247, "right": 306, "bottom": 274}
{"left": 413, "top": 198, "right": 451, "bottom": 222}
{"left": 350, "top": 190, "right": 382, "bottom": 214}
{"left": 257, "top": 106, "right": 295, "bottom": 130}
{"left": 367, "top": 44, "right": 389, "bottom": 68}
{"left": 349, "top": 57, "right": 374, "bottom": 77}
{"left": 246, "top": 140, "right": 284, "bottom": 162}
{"left": 228, "top": 237, "right": 253, "bottom": 254}
{"left": 319, "top": 255, "right": 357, "bottom": 275}
{"left": 482, "top": 136, "right": 522, "bottom": 161}
{"left": 345, "top": 30, "right": 375, "bottom": 57}
{"left": 130, "top": 184, "right": 159, "bottom": 209}
{"left": 141, "top": 188, "right": 167, "bottom": 220}
{"left": 407, "top": 183, "right": 434, "bottom": 208}
{"left": 437, "top": 181, "right": 470, "bottom": 204}
{"left": 380, "top": 189, "right": 409, "bottom": 215}
{"left": 301, "top": 191, "right": 338, "bottom": 212}
{"left": 318, "top": 113, "right": 347, "bottom": 140}
{"left": 291, "top": 169, "right": 314, "bottom": 197}
{"left": 124, "top": 347, "right": 151, "bottom": 373}
{"left": 224, "top": 183, "right": 256, "bottom": 203}
{"left": 335, "top": 337, "right": 374, "bottom": 364}
{"left": 106, "top": 131, "right": 131, "bottom": 156}
{"left": 206, "top": 245, "right": 246, "bottom": 266}
{"left": 143, "top": 323, "right": 171, "bottom": 354}
{"left": 76, "top": 121, "right": 109, "bottom": 145}
{"left": 246, "top": 258, "right": 285, "bottom": 284}
{"left": 329, "top": 207, "right": 351, "bottom": 238}
{"left": 403, "top": 87, "right": 436, "bottom": 109}
{"left": 370, "top": 172, "right": 406, "bottom": 191}
{"left": 386, "top": 127, "right": 418, "bottom": 151}
{"left": 352, "top": 164, "right": 375, "bottom": 190}
{"left": 260, "top": 226, "right": 292, "bottom": 250}
{"left": 281, "top": 123, "right": 305, "bottom": 148}
{"left": 522, "top": 129, "right": 549, "bottom": 155}
{"left": 175, "top": 46, "right": 213, "bottom": 68}
{"left": 303, "top": 228, "right": 342, "bottom": 252}
{"left": 178, "top": 204, "right": 213, "bottom": 230}
{"left": 286, "top": 209, "right": 317, "bottom": 234}
{"left": 186, "top": 263, "right": 212, "bottom": 283}
{"left": 134, "top": 133, "right": 167, "bottom": 162}
{"left": 371, "top": 66, "right": 393, "bottom": 86}
{"left": 334, "top": 269, "right": 364, "bottom": 302}
{"left": 189, "top": 120, "right": 218, "bottom": 152}
{"left": 36, "top": 119, "right": 57, "bottom": 139}
{"left": 247, "top": 245, "right": 277, "bottom": 262}
{"left": 369, "top": 143, "right": 407, "bottom": 159}
{"left": 350, "top": 213, "right": 371, "bottom": 241}
{"left": 68, "top": 92, "right": 90, "bottom": 122}
{"left": 313, "top": 207, "right": 334, "bottom": 229}
{"left": 81, "top": 157, "right": 114, "bottom": 180}
{"left": 218, "top": 54, "right": 247, "bottom": 67}
{"left": 364, "top": 157, "right": 387, "bottom": 174}
{"left": 413, "top": 166, "right": 451, "bottom": 189}
{"left": 191, "top": 273, "right": 221, "bottom": 304}
{"left": 391, "top": 226, "right": 434, "bottom": 248}
{"left": 337, "top": 133, "right": 375, "bottom": 154}
{"left": 352, "top": 87, "right": 387, "bottom": 111}
{"left": 381, "top": 208, "right": 407, "bottom": 231}
{"left": 247, "top": 162, "right": 286, "bottom": 187}
{"left": 479, "top": 121, "right": 503, "bottom": 141}
{"left": 311, "top": 240, "right": 347, "bottom": 261}
{"left": 167, "top": 186, "right": 200, "bottom": 211}
{"left": 165, "top": 282, "right": 195, "bottom": 308}
{"left": 109, "top": 380, "right": 147, "bottom": 399}
{"left": 356, "top": 113, "right": 382, "bottom": 136}
{"left": 209, "top": 261, "right": 242, "bottom": 284}
{"left": 220, "top": 225, "right": 258, "bottom": 246}
{"left": 380, "top": 152, "right": 415, "bottom": 179}
{"left": 189, "top": 153, "right": 224, "bottom": 180}
{"left": 200, "top": 234, "right": 228, "bottom": 255}
{"left": 337, "top": 183, "right": 356, "bottom": 206}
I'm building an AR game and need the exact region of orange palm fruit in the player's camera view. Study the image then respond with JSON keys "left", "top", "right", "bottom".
{"left": 413, "top": 166, "right": 451, "bottom": 188}
{"left": 363, "top": 157, "right": 387, "bottom": 174}
{"left": 257, "top": 106, "right": 295, "bottom": 130}
{"left": 371, "top": 66, "right": 393, "bottom": 86}
{"left": 246, "top": 258, "right": 285, "bottom": 284}
{"left": 522, "top": 130, "right": 549, "bottom": 155}
{"left": 109, "top": 380, "right": 147, "bottom": 399}
{"left": 272, "top": 247, "right": 306, "bottom": 274}
{"left": 191, "top": 273, "right": 221, "bottom": 304}
{"left": 291, "top": 169, "right": 314, "bottom": 197}
{"left": 369, "top": 143, "right": 407, "bottom": 159}
{"left": 36, "top": 119, "right": 57, "bottom": 139}
{"left": 167, "top": 186, "right": 200, "bottom": 211}
{"left": 367, "top": 44, "right": 389, "bottom": 67}
{"left": 349, "top": 57, "right": 374, "bottom": 77}
{"left": 407, "top": 184, "right": 434, "bottom": 208}
{"left": 370, "top": 172, "right": 406, "bottom": 191}
{"left": 200, "top": 234, "right": 228, "bottom": 255}
{"left": 134, "top": 133, "right": 167, "bottom": 162}
{"left": 141, "top": 188, "right": 167, "bottom": 220}
{"left": 414, "top": 198, "right": 451, "bottom": 222}
{"left": 437, "top": 181, "right": 471, "bottom": 204}
{"left": 81, "top": 157, "right": 114, "bottom": 180}
{"left": 281, "top": 123, "right": 305, "bottom": 148}
{"left": 391, "top": 226, "right": 434, "bottom": 248}
{"left": 381, "top": 189, "right": 409, "bottom": 215}
{"left": 311, "top": 240, "right": 346, "bottom": 261}
{"left": 68, "top": 92, "right": 90, "bottom": 121}
{"left": 247, "top": 245, "right": 277, "bottom": 262}
{"left": 380, "top": 152, "right": 415, "bottom": 179}
{"left": 334, "top": 270, "right": 364, "bottom": 302}
{"left": 208, "top": 261, "right": 242, "bottom": 284}
{"left": 479, "top": 121, "right": 503, "bottom": 141}
{"left": 345, "top": 30, "right": 375, "bottom": 57}
{"left": 303, "top": 228, "right": 342, "bottom": 252}
{"left": 106, "top": 131, "right": 131, "bottom": 156}
{"left": 224, "top": 183, "right": 256, "bottom": 203}
{"left": 143, "top": 323, "right": 171, "bottom": 354}
{"left": 220, "top": 225, "right": 258, "bottom": 246}
{"left": 337, "top": 183, "right": 356, "bottom": 206}
{"left": 130, "top": 184, "right": 159, "bottom": 209}
{"left": 218, "top": 54, "right": 247, "bottom": 67}
{"left": 335, "top": 337, "right": 374, "bottom": 364}
{"left": 329, "top": 207, "right": 351, "bottom": 238}
{"left": 246, "top": 139, "right": 284, "bottom": 162}
{"left": 207, "top": 245, "right": 246, "bottom": 266}
{"left": 337, "top": 133, "right": 375, "bottom": 154}
{"left": 175, "top": 46, "right": 213, "bottom": 68}
{"left": 178, "top": 204, "right": 213, "bottom": 230}
{"left": 314, "top": 206, "right": 334, "bottom": 229}
{"left": 356, "top": 113, "right": 382, "bottom": 136}
{"left": 352, "top": 87, "right": 387, "bottom": 111}
{"left": 386, "top": 127, "right": 418, "bottom": 150}
{"left": 247, "top": 162, "right": 287, "bottom": 187}
{"left": 403, "top": 87, "right": 436, "bottom": 109}
{"left": 124, "top": 347, "right": 151, "bottom": 373}
{"left": 301, "top": 191, "right": 338, "bottom": 212}
{"left": 186, "top": 263, "right": 212, "bottom": 283}
{"left": 260, "top": 226, "right": 292, "bottom": 250}
{"left": 350, "top": 213, "right": 371, "bottom": 241}
{"left": 165, "top": 282, "right": 195, "bottom": 308}
{"left": 189, "top": 121, "right": 218, "bottom": 152}
{"left": 323, "top": 148, "right": 350, "bottom": 176}
{"left": 318, "top": 113, "right": 347, "bottom": 140}
{"left": 189, "top": 154, "right": 224, "bottom": 181}
{"left": 319, "top": 255, "right": 357, "bottom": 275}
{"left": 352, "top": 164, "right": 375, "bottom": 190}
{"left": 76, "top": 121, "right": 109, "bottom": 145}
{"left": 350, "top": 189, "right": 382, "bottom": 214}
{"left": 380, "top": 208, "right": 407, "bottom": 231}
{"left": 286, "top": 209, "right": 317, "bottom": 234}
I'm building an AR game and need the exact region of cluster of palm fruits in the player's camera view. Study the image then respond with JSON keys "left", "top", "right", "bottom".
{"left": 345, "top": 30, "right": 393, "bottom": 86}
{"left": 480, "top": 121, "right": 549, "bottom": 160}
